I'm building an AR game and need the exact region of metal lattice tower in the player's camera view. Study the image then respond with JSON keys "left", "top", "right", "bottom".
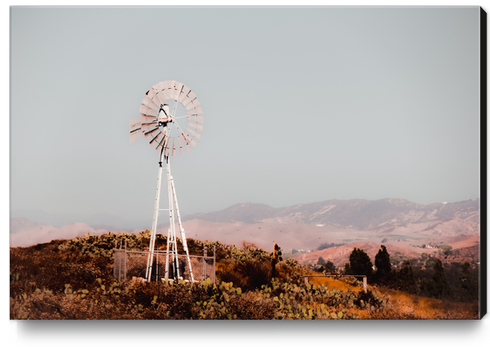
{"left": 128, "top": 80, "right": 203, "bottom": 282}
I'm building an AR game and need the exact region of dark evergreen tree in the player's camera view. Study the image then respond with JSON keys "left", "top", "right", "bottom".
{"left": 459, "top": 262, "right": 478, "bottom": 302}
{"left": 324, "top": 260, "right": 336, "bottom": 273}
{"left": 374, "top": 245, "right": 392, "bottom": 284}
{"left": 432, "top": 259, "right": 450, "bottom": 298}
{"left": 396, "top": 260, "right": 417, "bottom": 294}
{"left": 317, "top": 256, "right": 326, "bottom": 266}
{"left": 347, "top": 248, "right": 373, "bottom": 279}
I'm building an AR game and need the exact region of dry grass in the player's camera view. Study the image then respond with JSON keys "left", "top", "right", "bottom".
{"left": 377, "top": 287, "right": 479, "bottom": 319}
{"left": 310, "top": 276, "right": 364, "bottom": 293}
{"left": 305, "top": 270, "right": 479, "bottom": 320}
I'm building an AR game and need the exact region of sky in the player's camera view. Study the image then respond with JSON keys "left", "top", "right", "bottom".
{"left": 10, "top": 6, "right": 481, "bottom": 228}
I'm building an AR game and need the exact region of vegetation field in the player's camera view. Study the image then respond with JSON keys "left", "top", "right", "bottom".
{"left": 10, "top": 230, "right": 480, "bottom": 320}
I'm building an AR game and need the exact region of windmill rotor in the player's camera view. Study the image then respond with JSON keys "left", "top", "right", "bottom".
{"left": 129, "top": 80, "right": 204, "bottom": 157}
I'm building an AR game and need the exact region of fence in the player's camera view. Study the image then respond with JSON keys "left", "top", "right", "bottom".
{"left": 114, "top": 242, "right": 216, "bottom": 284}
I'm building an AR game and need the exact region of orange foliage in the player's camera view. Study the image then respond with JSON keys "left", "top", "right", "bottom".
{"left": 302, "top": 269, "right": 478, "bottom": 319}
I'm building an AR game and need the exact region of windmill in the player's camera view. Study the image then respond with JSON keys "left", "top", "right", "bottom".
{"left": 129, "top": 80, "right": 203, "bottom": 282}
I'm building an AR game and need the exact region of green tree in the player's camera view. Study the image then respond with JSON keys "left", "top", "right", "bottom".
{"left": 396, "top": 260, "right": 417, "bottom": 294}
{"left": 324, "top": 261, "right": 336, "bottom": 273}
{"left": 459, "top": 262, "right": 478, "bottom": 301}
{"left": 432, "top": 259, "right": 450, "bottom": 298}
{"left": 347, "top": 248, "right": 373, "bottom": 279}
{"left": 374, "top": 245, "right": 391, "bottom": 284}
{"left": 317, "top": 256, "right": 326, "bottom": 266}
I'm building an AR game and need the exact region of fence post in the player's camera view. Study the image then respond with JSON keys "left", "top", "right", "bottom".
{"left": 123, "top": 246, "right": 126, "bottom": 281}
{"left": 213, "top": 245, "right": 216, "bottom": 284}
{"left": 203, "top": 246, "right": 207, "bottom": 282}
{"left": 363, "top": 276, "right": 367, "bottom": 293}
{"left": 156, "top": 252, "right": 159, "bottom": 282}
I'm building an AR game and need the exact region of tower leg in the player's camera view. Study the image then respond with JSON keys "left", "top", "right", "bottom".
{"left": 146, "top": 161, "right": 164, "bottom": 282}
{"left": 166, "top": 159, "right": 180, "bottom": 280}
{"left": 164, "top": 228, "right": 170, "bottom": 280}
{"left": 170, "top": 177, "right": 194, "bottom": 282}
{"left": 145, "top": 151, "right": 193, "bottom": 282}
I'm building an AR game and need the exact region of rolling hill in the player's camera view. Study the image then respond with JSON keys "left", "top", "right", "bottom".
{"left": 11, "top": 198, "right": 480, "bottom": 266}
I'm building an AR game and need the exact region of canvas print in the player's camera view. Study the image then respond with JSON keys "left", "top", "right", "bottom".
{"left": 10, "top": 6, "right": 485, "bottom": 320}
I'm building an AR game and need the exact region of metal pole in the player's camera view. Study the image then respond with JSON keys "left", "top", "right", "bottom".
{"left": 145, "top": 149, "right": 165, "bottom": 282}
{"left": 213, "top": 245, "right": 216, "bottom": 284}
{"left": 170, "top": 174, "right": 194, "bottom": 282}
{"left": 164, "top": 227, "right": 170, "bottom": 280}
{"left": 166, "top": 158, "right": 180, "bottom": 280}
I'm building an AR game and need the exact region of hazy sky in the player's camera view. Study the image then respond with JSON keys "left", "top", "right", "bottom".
{"left": 10, "top": 6, "right": 481, "bottom": 227}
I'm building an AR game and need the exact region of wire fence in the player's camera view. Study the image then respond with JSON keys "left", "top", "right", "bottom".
{"left": 114, "top": 245, "right": 216, "bottom": 283}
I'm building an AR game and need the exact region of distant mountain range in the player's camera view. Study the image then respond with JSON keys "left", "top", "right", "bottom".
{"left": 11, "top": 198, "right": 480, "bottom": 250}
{"left": 10, "top": 209, "right": 147, "bottom": 230}
{"left": 184, "top": 198, "right": 480, "bottom": 231}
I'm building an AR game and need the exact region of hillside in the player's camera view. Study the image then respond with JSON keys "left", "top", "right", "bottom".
{"left": 10, "top": 232, "right": 480, "bottom": 320}
{"left": 292, "top": 234, "right": 480, "bottom": 268}
{"left": 11, "top": 198, "right": 480, "bottom": 269}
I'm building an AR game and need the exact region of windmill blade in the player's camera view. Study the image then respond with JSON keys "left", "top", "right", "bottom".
{"left": 173, "top": 82, "right": 184, "bottom": 100}
{"left": 182, "top": 91, "right": 197, "bottom": 107}
{"left": 155, "top": 89, "right": 168, "bottom": 105}
{"left": 129, "top": 118, "right": 142, "bottom": 133}
{"left": 139, "top": 114, "right": 156, "bottom": 123}
{"left": 186, "top": 127, "right": 201, "bottom": 141}
{"left": 187, "top": 91, "right": 197, "bottom": 101}
{"left": 129, "top": 119, "right": 142, "bottom": 144}
{"left": 181, "top": 96, "right": 192, "bottom": 107}
{"left": 180, "top": 133, "right": 192, "bottom": 151}
{"left": 141, "top": 121, "right": 157, "bottom": 131}
{"left": 187, "top": 121, "right": 203, "bottom": 132}
{"left": 141, "top": 95, "right": 159, "bottom": 110}
{"left": 161, "top": 89, "right": 174, "bottom": 102}
{"left": 163, "top": 81, "right": 176, "bottom": 98}
{"left": 178, "top": 85, "right": 191, "bottom": 103}
{"left": 183, "top": 131, "right": 197, "bottom": 147}
{"left": 155, "top": 134, "right": 167, "bottom": 152}
{"left": 177, "top": 135, "right": 184, "bottom": 155}
{"left": 139, "top": 104, "right": 157, "bottom": 116}
{"left": 186, "top": 106, "right": 203, "bottom": 116}
{"left": 147, "top": 88, "right": 161, "bottom": 108}
{"left": 171, "top": 137, "right": 176, "bottom": 156}
{"left": 144, "top": 127, "right": 160, "bottom": 140}
{"left": 162, "top": 80, "right": 173, "bottom": 90}
{"left": 155, "top": 81, "right": 167, "bottom": 92}
{"left": 188, "top": 115, "right": 204, "bottom": 124}
{"left": 185, "top": 99, "right": 201, "bottom": 111}
{"left": 149, "top": 131, "right": 163, "bottom": 147}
